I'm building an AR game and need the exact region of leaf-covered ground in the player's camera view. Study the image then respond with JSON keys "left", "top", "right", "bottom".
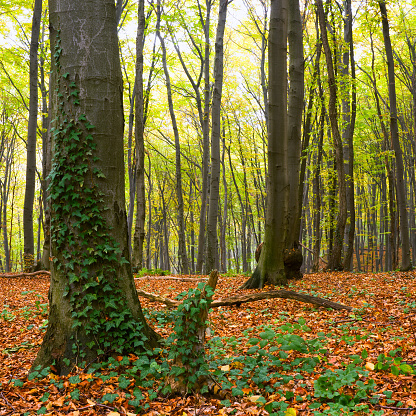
{"left": 1, "top": 271, "right": 416, "bottom": 415}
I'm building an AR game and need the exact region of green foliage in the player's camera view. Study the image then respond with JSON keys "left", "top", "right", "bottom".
{"left": 135, "top": 267, "right": 170, "bottom": 277}
{"left": 47, "top": 30, "right": 149, "bottom": 362}
{"left": 375, "top": 350, "right": 415, "bottom": 375}
{"left": 0, "top": 305, "right": 15, "bottom": 321}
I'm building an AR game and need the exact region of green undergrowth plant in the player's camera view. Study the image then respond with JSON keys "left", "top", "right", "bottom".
{"left": 20, "top": 283, "right": 390, "bottom": 415}
{"left": 373, "top": 349, "right": 415, "bottom": 375}
{"left": 135, "top": 267, "right": 170, "bottom": 277}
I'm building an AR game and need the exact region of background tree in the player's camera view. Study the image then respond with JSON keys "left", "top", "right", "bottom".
{"left": 23, "top": 0, "right": 42, "bottom": 271}
{"left": 206, "top": 0, "right": 229, "bottom": 272}
{"left": 378, "top": 1, "right": 412, "bottom": 271}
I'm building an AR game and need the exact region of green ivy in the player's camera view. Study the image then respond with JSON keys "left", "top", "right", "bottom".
{"left": 47, "top": 29, "right": 149, "bottom": 361}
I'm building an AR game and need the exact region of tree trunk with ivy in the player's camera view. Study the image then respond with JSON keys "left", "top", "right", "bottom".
{"left": 31, "top": 0, "right": 159, "bottom": 376}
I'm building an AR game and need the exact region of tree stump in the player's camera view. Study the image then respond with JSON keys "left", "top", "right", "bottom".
{"left": 165, "top": 270, "right": 218, "bottom": 395}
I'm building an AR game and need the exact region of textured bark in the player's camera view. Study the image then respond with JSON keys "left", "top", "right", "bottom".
{"left": 206, "top": 0, "right": 228, "bottom": 273}
{"left": 242, "top": 0, "right": 289, "bottom": 289}
{"left": 316, "top": 0, "right": 347, "bottom": 271}
{"left": 379, "top": 1, "right": 412, "bottom": 271}
{"left": 23, "top": 0, "right": 42, "bottom": 271}
{"left": 132, "top": 0, "right": 146, "bottom": 271}
{"left": 32, "top": 0, "right": 158, "bottom": 375}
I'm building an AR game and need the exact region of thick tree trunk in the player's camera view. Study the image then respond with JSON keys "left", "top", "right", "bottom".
{"left": 23, "top": 0, "right": 42, "bottom": 271}
{"left": 206, "top": 0, "right": 228, "bottom": 273}
{"left": 242, "top": 0, "right": 289, "bottom": 289}
{"left": 32, "top": 0, "right": 158, "bottom": 376}
{"left": 285, "top": 0, "right": 304, "bottom": 279}
{"left": 287, "top": 0, "right": 303, "bottom": 247}
{"left": 379, "top": 1, "right": 412, "bottom": 271}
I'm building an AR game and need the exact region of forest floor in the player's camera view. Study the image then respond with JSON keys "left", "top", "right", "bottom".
{"left": 0, "top": 271, "right": 416, "bottom": 415}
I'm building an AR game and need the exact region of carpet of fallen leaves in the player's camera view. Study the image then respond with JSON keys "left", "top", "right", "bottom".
{"left": 0, "top": 271, "right": 416, "bottom": 415}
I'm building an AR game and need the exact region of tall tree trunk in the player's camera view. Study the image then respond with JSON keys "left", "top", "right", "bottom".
{"left": 132, "top": 0, "right": 146, "bottom": 271}
{"left": 206, "top": 0, "right": 228, "bottom": 273}
{"left": 378, "top": 1, "right": 412, "bottom": 271}
{"left": 317, "top": 0, "right": 347, "bottom": 271}
{"left": 196, "top": 0, "right": 212, "bottom": 274}
{"left": 40, "top": 15, "right": 51, "bottom": 271}
{"left": 342, "top": 0, "right": 356, "bottom": 271}
{"left": 242, "top": 0, "right": 289, "bottom": 289}
{"left": 285, "top": 0, "right": 304, "bottom": 279}
{"left": 32, "top": 0, "right": 158, "bottom": 375}
{"left": 23, "top": 0, "right": 42, "bottom": 271}
{"left": 157, "top": 4, "right": 189, "bottom": 275}
{"left": 286, "top": 0, "right": 303, "bottom": 246}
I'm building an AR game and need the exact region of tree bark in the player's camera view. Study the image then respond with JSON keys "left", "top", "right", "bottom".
{"left": 242, "top": 0, "right": 289, "bottom": 289}
{"left": 285, "top": 0, "right": 304, "bottom": 279}
{"left": 23, "top": 0, "right": 42, "bottom": 271}
{"left": 32, "top": 0, "right": 158, "bottom": 375}
{"left": 132, "top": 0, "right": 146, "bottom": 271}
{"left": 40, "top": 15, "right": 51, "bottom": 272}
{"left": 206, "top": 0, "right": 228, "bottom": 273}
{"left": 287, "top": 0, "right": 304, "bottom": 248}
{"left": 316, "top": 0, "right": 347, "bottom": 271}
{"left": 342, "top": 0, "right": 356, "bottom": 271}
{"left": 378, "top": 1, "right": 412, "bottom": 271}
{"left": 156, "top": 5, "right": 189, "bottom": 275}
{"left": 196, "top": 0, "right": 212, "bottom": 274}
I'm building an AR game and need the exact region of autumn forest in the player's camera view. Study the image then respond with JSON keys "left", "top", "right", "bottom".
{"left": 1, "top": 0, "right": 416, "bottom": 415}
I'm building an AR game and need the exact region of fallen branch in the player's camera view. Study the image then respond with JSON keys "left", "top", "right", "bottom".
{"left": 135, "top": 276, "right": 207, "bottom": 282}
{"left": 212, "top": 290, "right": 351, "bottom": 310}
{"left": 136, "top": 289, "right": 180, "bottom": 308}
{"left": 0, "top": 270, "right": 51, "bottom": 278}
{"left": 137, "top": 288, "right": 352, "bottom": 311}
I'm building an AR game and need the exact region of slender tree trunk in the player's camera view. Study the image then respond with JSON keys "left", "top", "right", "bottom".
{"left": 23, "top": 0, "right": 42, "bottom": 271}
{"left": 317, "top": 0, "right": 347, "bottom": 271}
{"left": 40, "top": 15, "right": 51, "bottom": 271}
{"left": 132, "top": 0, "right": 146, "bottom": 271}
{"left": 196, "top": 0, "right": 212, "bottom": 274}
{"left": 342, "top": 0, "right": 356, "bottom": 271}
{"left": 156, "top": 6, "right": 189, "bottom": 275}
{"left": 206, "top": 0, "right": 228, "bottom": 273}
{"left": 379, "top": 1, "right": 412, "bottom": 271}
